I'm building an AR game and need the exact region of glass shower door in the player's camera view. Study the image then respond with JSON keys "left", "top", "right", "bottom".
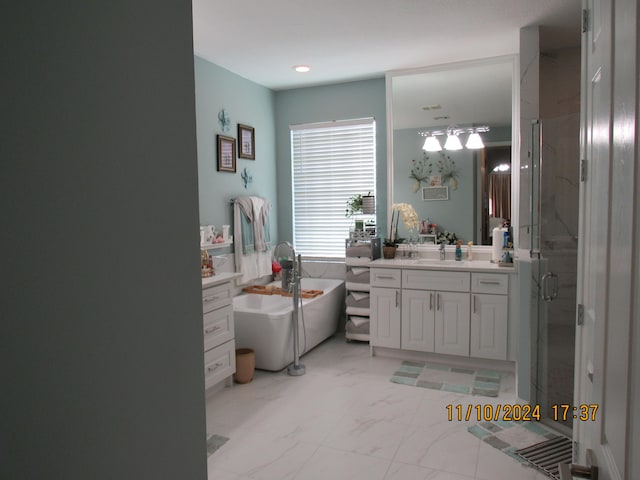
{"left": 531, "top": 114, "right": 580, "bottom": 432}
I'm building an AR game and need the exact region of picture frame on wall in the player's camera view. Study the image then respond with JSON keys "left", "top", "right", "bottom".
{"left": 238, "top": 124, "right": 255, "bottom": 160}
{"left": 217, "top": 134, "right": 236, "bottom": 172}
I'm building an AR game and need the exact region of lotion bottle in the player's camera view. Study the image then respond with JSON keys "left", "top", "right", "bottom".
{"left": 455, "top": 240, "right": 462, "bottom": 261}
{"left": 467, "top": 241, "right": 473, "bottom": 261}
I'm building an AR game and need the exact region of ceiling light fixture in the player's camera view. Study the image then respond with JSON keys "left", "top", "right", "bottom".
{"left": 419, "top": 125, "right": 490, "bottom": 151}
{"left": 293, "top": 65, "right": 311, "bottom": 73}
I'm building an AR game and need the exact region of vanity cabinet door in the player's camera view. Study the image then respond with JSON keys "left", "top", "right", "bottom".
{"left": 434, "top": 291, "right": 470, "bottom": 356}
{"left": 370, "top": 287, "right": 401, "bottom": 348}
{"left": 401, "top": 289, "right": 435, "bottom": 352}
{"left": 470, "top": 293, "right": 508, "bottom": 360}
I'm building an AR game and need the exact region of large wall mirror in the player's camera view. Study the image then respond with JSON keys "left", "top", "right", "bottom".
{"left": 386, "top": 55, "right": 518, "bottom": 246}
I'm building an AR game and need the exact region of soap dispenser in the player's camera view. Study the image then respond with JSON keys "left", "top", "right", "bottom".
{"left": 455, "top": 240, "right": 462, "bottom": 261}
{"left": 467, "top": 241, "right": 473, "bottom": 261}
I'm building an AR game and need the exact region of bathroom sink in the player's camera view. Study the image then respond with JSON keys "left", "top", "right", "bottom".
{"left": 413, "top": 259, "right": 466, "bottom": 266}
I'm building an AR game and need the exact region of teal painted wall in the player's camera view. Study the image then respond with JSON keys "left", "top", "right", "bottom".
{"left": 194, "top": 56, "right": 278, "bottom": 241}
{"left": 274, "top": 78, "right": 388, "bottom": 244}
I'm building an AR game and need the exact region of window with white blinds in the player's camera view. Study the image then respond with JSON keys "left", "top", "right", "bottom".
{"left": 290, "top": 118, "right": 376, "bottom": 258}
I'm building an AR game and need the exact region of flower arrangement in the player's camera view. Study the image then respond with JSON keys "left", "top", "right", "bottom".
{"left": 385, "top": 203, "right": 419, "bottom": 246}
{"left": 437, "top": 230, "right": 459, "bottom": 245}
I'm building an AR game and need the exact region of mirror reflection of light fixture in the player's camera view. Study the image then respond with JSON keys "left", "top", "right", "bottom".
{"left": 465, "top": 131, "right": 485, "bottom": 149}
{"left": 422, "top": 134, "right": 442, "bottom": 152}
{"left": 420, "top": 125, "right": 490, "bottom": 151}
{"left": 444, "top": 129, "right": 463, "bottom": 150}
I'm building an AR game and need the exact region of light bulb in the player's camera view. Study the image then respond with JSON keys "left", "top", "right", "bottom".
{"left": 423, "top": 135, "right": 442, "bottom": 152}
{"left": 465, "top": 132, "right": 485, "bottom": 149}
{"left": 444, "top": 133, "right": 463, "bottom": 150}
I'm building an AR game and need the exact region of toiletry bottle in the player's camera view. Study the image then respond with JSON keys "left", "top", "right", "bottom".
{"left": 467, "top": 241, "right": 473, "bottom": 261}
{"left": 455, "top": 240, "right": 462, "bottom": 261}
{"left": 503, "top": 230, "right": 509, "bottom": 248}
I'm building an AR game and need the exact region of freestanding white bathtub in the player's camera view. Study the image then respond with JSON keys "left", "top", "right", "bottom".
{"left": 233, "top": 278, "right": 345, "bottom": 371}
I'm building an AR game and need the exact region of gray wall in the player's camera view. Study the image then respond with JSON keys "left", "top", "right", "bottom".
{"left": 194, "top": 56, "right": 278, "bottom": 241}
{"left": 274, "top": 78, "right": 388, "bottom": 243}
{"left": 2, "top": 2, "right": 207, "bottom": 479}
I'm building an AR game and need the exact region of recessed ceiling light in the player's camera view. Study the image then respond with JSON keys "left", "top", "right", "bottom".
{"left": 293, "top": 65, "right": 311, "bottom": 73}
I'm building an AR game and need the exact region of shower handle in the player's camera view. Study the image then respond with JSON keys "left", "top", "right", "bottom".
{"left": 541, "top": 272, "right": 559, "bottom": 302}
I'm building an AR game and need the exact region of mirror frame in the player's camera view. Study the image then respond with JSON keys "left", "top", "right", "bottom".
{"left": 385, "top": 55, "right": 520, "bottom": 250}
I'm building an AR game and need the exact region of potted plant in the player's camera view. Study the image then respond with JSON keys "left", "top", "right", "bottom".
{"left": 345, "top": 194, "right": 363, "bottom": 218}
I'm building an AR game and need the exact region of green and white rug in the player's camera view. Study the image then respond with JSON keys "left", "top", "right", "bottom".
{"left": 206, "top": 433, "right": 229, "bottom": 457}
{"left": 390, "top": 360, "right": 502, "bottom": 397}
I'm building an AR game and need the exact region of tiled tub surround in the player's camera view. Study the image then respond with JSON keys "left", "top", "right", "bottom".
{"left": 206, "top": 335, "right": 550, "bottom": 480}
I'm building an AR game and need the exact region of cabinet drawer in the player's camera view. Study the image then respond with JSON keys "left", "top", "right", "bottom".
{"left": 370, "top": 268, "right": 401, "bottom": 288}
{"left": 204, "top": 304, "right": 234, "bottom": 352}
{"left": 403, "top": 270, "right": 470, "bottom": 292}
{"left": 202, "top": 283, "right": 232, "bottom": 313}
{"left": 204, "top": 339, "right": 235, "bottom": 390}
{"left": 471, "top": 273, "right": 508, "bottom": 295}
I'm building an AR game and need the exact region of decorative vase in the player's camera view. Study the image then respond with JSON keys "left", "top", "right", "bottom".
{"left": 234, "top": 348, "right": 255, "bottom": 384}
{"left": 383, "top": 246, "right": 397, "bottom": 259}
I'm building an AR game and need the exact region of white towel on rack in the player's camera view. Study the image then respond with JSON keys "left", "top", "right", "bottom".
{"left": 234, "top": 196, "right": 272, "bottom": 284}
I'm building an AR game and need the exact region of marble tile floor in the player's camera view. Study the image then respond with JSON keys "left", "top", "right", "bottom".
{"left": 206, "top": 334, "right": 551, "bottom": 480}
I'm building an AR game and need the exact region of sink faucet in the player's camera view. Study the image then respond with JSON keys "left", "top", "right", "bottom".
{"left": 439, "top": 243, "right": 445, "bottom": 260}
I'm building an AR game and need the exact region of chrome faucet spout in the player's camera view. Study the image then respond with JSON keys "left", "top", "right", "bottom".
{"left": 439, "top": 243, "right": 446, "bottom": 260}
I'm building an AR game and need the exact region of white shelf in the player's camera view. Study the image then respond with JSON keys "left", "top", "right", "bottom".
{"left": 201, "top": 241, "right": 233, "bottom": 250}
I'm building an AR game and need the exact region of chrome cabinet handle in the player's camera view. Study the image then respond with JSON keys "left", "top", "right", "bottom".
{"left": 437, "top": 293, "right": 441, "bottom": 311}
{"left": 377, "top": 274, "right": 396, "bottom": 280}
{"left": 207, "top": 362, "right": 224, "bottom": 372}
{"left": 204, "top": 295, "right": 221, "bottom": 303}
{"left": 473, "top": 295, "right": 477, "bottom": 314}
{"left": 429, "top": 292, "right": 433, "bottom": 311}
{"left": 395, "top": 290, "right": 399, "bottom": 307}
{"left": 479, "top": 280, "right": 501, "bottom": 285}
{"left": 204, "top": 325, "right": 221, "bottom": 334}
{"left": 541, "top": 272, "right": 559, "bottom": 302}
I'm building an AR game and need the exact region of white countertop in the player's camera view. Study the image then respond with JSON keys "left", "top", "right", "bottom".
{"left": 201, "top": 272, "right": 242, "bottom": 288}
{"left": 369, "top": 258, "right": 517, "bottom": 273}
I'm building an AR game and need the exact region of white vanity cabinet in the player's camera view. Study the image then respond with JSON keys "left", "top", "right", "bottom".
{"left": 370, "top": 268, "right": 401, "bottom": 348}
{"left": 402, "top": 270, "right": 471, "bottom": 356}
{"left": 369, "top": 262, "right": 511, "bottom": 362}
{"left": 470, "top": 273, "right": 508, "bottom": 360}
{"left": 202, "top": 273, "right": 240, "bottom": 389}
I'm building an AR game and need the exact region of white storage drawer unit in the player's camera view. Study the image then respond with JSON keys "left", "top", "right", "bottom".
{"left": 202, "top": 273, "right": 239, "bottom": 389}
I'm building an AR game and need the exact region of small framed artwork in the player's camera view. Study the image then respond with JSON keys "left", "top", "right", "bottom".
{"left": 217, "top": 134, "right": 236, "bottom": 172}
{"left": 238, "top": 124, "right": 255, "bottom": 160}
{"left": 428, "top": 175, "right": 442, "bottom": 187}
{"left": 422, "top": 186, "right": 449, "bottom": 201}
